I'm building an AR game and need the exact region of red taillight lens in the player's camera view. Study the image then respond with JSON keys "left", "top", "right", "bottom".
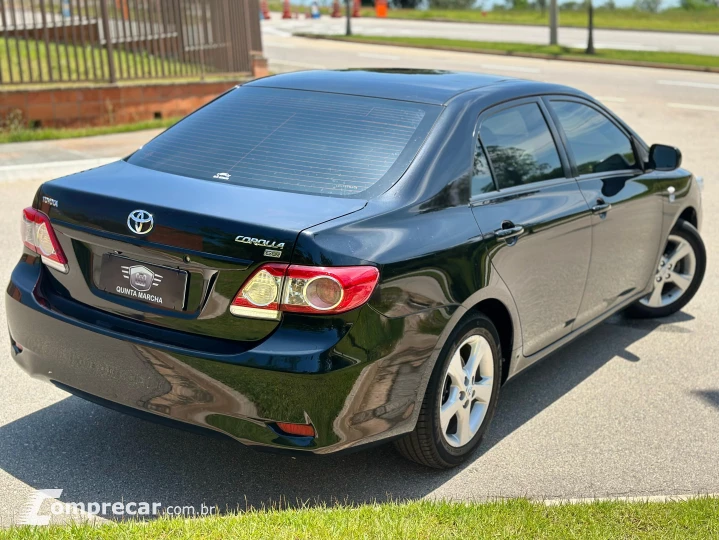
{"left": 21, "top": 207, "right": 68, "bottom": 273}
{"left": 230, "top": 263, "right": 287, "bottom": 320}
{"left": 230, "top": 264, "right": 379, "bottom": 320}
{"left": 281, "top": 265, "right": 380, "bottom": 314}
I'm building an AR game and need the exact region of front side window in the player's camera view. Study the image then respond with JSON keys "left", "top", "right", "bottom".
{"left": 551, "top": 101, "right": 637, "bottom": 175}
{"left": 479, "top": 103, "right": 564, "bottom": 190}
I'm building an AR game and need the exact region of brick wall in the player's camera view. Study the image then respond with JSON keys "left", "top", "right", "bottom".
{"left": 0, "top": 80, "right": 240, "bottom": 129}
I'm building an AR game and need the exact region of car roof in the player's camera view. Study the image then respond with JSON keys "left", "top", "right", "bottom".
{"left": 245, "top": 69, "right": 522, "bottom": 105}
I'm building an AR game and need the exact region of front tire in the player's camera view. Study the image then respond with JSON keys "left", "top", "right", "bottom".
{"left": 394, "top": 313, "right": 501, "bottom": 469}
{"left": 626, "top": 219, "right": 706, "bottom": 319}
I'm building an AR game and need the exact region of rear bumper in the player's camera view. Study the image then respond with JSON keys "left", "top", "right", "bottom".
{"left": 7, "top": 258, "right": 447, "bottom": 454}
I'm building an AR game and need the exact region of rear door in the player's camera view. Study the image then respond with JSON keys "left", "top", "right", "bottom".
{"left": 470, "top": 98, "right": 592, "bottom": 357}
{"left": 545, "top": 97, "right": 663, "bottom": 328}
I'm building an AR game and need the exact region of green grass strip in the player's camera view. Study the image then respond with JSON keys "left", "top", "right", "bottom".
{"left": 309, "top": 34, "right": 719, "bottom": 71}
{"left": 0, "top": 117, "right": 179, "bottom": 144}
{"left": 357, "top": 7, "right": 719, "bottom": 34}
{"left": 268, "top": 3, "right": 719, "bottom": 33}
{"left": 0, "top": 37, "right": 210, "bottom": 86}
{"left": 1, "top": 498, "right": 718, "bottom": 539}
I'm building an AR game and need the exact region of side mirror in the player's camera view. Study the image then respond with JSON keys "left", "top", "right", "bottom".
{"left": 648, "top": 144, "right": 682, "bottom": 171}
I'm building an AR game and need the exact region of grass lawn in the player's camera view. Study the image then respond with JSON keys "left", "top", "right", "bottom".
{"left": 306, "top": 34, "right": 719, "bottom": 72}
{"left": 268, "top": 3, "right": 719, "bottom": 33}
{"left": 1, "top": 498, "right": 718, "bottom": 539}
{"left": 0, "top": 37, "right": 207, "bottom": 85}
{"left": 0, "top": 117, "right": 180, "bottom": 144}
{"left": 358, "top": 7, "right": 719, "bottom": 34}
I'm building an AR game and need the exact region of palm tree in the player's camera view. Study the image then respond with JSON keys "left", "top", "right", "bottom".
{"left": 586, "top": 0, "right": 595, "bottom": 54}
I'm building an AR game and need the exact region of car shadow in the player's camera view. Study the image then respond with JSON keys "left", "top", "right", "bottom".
{"left": 692, "top": 390, "right": 719, "bottom": 410}
{"left": 0, "top": 311, "right": 694, "bottom": 520}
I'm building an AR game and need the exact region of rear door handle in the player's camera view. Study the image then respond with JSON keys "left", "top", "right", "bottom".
{"left": 495, "top": 225, "right": 524, "bottom": 240}
{"left": 591, "top": 202, "right": 612, "bottom": 214}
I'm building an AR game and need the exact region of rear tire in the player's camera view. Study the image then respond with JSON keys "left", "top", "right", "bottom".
{"left": 625, "top": 219, "right": 705, "bottom": 319}
{"left": 394, "top": 313, "right": 501, "bottom": 469}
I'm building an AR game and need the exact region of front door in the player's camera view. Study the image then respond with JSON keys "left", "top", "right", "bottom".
{"left": 545, "top": 98, "right": 663, "bottom": 329}
{"left": 470, "top": 99, "right": 592, "bottom": 357}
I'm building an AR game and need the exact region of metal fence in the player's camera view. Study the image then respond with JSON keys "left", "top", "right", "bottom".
{"left": 0, "top": 0, "right": 262, "bottom": 85}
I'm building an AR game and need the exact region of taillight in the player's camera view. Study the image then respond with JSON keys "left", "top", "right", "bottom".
{"left": 230, "top": 263, "right": 286, "bottom": 320}
{"left": 21, "top": 207, "right": 68, "bottom": 273}
{"left": 230, "top": 264, "right": 379, "bottom": 320}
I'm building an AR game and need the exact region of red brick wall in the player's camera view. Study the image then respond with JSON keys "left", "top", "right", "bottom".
{"left": 0, "top": 80, "right": 238, "bottom": 129}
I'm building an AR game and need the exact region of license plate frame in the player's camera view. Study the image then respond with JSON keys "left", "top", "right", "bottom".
{"left": 98, "top": 254, "right": 188, "bottom": 311}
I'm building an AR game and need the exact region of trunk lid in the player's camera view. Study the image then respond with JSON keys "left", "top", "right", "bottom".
{"left": 37, "top": 161, "right": 367, "bottom": 342}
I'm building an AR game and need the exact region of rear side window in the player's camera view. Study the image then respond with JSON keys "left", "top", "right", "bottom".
{"left": 127, "top": 87, "right": 439, "bottom": 198}
{"left": 471, "top": 144, "right": 496, "bottom": 197}
{"left": 551, "top": 101, "right": 636, "bottom": 175}
{"left": 479, "top": 103, "right": 564, "bottom": 189}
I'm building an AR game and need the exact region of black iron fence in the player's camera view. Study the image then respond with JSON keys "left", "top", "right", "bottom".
{"left": 0, "top": 0, "right": 262, "bottom": 85}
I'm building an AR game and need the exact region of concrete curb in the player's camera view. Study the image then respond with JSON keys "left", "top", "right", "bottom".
{"left": 0, "top": 158, "right": 118, "bottom": 183}
{"left": 542, "top": 493, "right": 719, "bottom": 506}
{"left": 295, "top": 34, "right": 719, "bottom": 74}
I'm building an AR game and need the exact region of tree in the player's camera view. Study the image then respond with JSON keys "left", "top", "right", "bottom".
{"left": 346, "top": 0, "right": 351, "bottom": 36}
{"left": 633, "top": 0, "right": 662, "bottom": 12}
{"left": 680, "top": 0, "right": 715, "bottom": 8}
{"left": 586, "top": 0, "right": 595, "bottom": 54}
{"left": 390, "top": 0, "right": 424, "bottom": 7}
{"left": 483, "top": 146, "right": 560, "bottom": 188}
{"left": 429, "top": 0, "right": 477, "bottom": 8}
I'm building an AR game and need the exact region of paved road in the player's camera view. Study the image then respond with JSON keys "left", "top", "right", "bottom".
{"left": 262, "top": 13, "right": 719, "bottom": 55}
{"left": 1, "top": 36, "right": 719, "bottom": 526}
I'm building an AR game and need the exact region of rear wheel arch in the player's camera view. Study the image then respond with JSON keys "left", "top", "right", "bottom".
{"left": 404, "top": 282, "right": 521, "bottom": 438}
{"left": 678, "top": 206, "right": 698, "bottom": 230}
{"left": 466, "top": 298, "right": 514, "bottom": 384}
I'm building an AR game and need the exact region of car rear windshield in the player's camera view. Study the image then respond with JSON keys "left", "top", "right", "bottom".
{"left": 127, "top": 86, "right": 440, "bottom": 198}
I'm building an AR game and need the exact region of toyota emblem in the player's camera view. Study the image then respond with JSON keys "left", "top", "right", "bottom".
{"left": 127, "top": 209, "right": 154, "bottom": 235}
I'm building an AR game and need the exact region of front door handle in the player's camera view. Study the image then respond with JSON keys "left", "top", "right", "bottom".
{"left": 591, "top": 202, "right": 612, "bottom": 215}
{"left": 495, "top": 225, "right": 524, "bottom": 240}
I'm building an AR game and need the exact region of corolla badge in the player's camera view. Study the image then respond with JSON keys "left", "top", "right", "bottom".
{"left": 121, "top": 265, "right": 162, "bottom": 292}
{"left": 127, "top": 209, "right": 154, "bottom": 235}
{"left": 235, "top": 236, "right": 285, "bottom": 250}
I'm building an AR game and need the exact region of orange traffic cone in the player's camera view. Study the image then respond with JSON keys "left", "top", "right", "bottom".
{"left": 282, "top": 0, "right": 292, "bottom": 19}
{"left": 375, "top": 0, "right": 387, "bottom": 17}
{"left": 352, "top": 0, "right": 361, "bottom": 17}
{"left": 331, "top": 0, "right": 342, "bottom": 17}
{"left": 260, "top": 0, "right": 271, "bottom": 19}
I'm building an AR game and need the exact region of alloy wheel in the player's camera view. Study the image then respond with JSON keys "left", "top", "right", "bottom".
{"left": 439, "top": 334, "right": 494, "bottom": 448}
{"left": 640, "top": 234, "right": 697, "bottom": 309}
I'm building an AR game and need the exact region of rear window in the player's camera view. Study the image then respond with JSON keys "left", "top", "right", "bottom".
{"left": 127, "top": 86, "right": 440, "bottom": 198}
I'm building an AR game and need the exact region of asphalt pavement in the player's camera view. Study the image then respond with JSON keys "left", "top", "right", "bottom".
{"left": 0, "top": 33, "right": 718, "bottom": 526}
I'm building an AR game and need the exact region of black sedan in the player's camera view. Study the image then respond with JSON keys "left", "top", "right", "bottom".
{"left": 7, "top": 69, "right": 705, "bottom": 468}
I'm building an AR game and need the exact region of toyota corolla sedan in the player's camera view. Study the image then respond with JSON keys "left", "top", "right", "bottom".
{"left": 7, "top": 70, "right": 704, "bottom": 468}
